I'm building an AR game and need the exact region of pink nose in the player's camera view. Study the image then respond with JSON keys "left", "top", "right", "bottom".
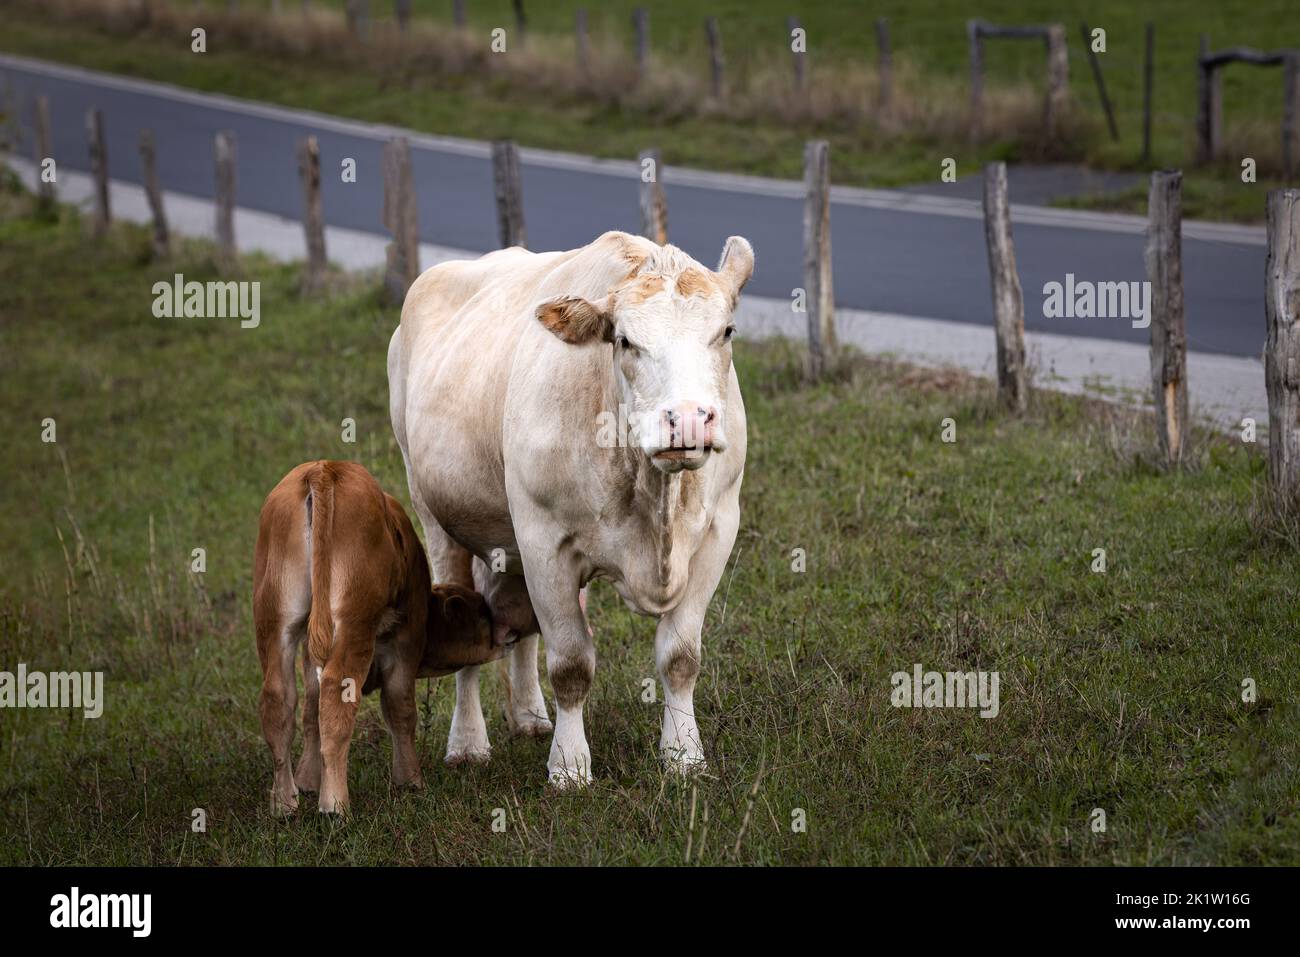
{"left": 661, "top": 402, "right": 717, "bottom": 451}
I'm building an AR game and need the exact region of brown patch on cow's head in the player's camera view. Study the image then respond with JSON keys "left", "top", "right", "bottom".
{"left": 675, "top": 268, "right": 719, "bottom": 300}
{"left": 622, "top": 275, "right": 666, "bottom": 305}
{"left": 536, "top": 295, "right": 614, "bottom": 344}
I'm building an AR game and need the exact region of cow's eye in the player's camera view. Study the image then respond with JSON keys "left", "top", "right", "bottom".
{"left": 723, "top": 326, "right": 736, "bottom": 342}
{"left": 616, "top": 335, "right": 632, "bottom": 350}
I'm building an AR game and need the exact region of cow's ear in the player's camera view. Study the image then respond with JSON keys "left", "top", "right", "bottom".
{"left": 535, "top": 295, "right": 614, "bottom": 344}
{"left": 716, "top": 236, "right": 755, "bottom": 306}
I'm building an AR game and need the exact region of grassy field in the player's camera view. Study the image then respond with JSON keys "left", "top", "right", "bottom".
{"left": 0, "top": 0, "right": 1294, "bottom": 221}
{"left": 1, "top": 176, "right": 1298, "bottom": 865}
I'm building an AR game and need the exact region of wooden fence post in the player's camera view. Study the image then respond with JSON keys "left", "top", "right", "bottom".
{"left": 346, "top": 0, "right": 369, "bottom": 41}
{"left": 1044, "top": 24, "right": 1069, "bottom": 137}
{"left": 1142, "top": 23, "right": 1154, "bottom": 163}
{"left": 34, "top": 95, "right": 54, "bottom": 212}
{"left": 395, "top": 0, "right": 411, "bottom": 34}
{"left": 297, "top": 135, "right": 327, "bottom": 293}
{"left": 86, "top": 108, "right": 110, "bottom": 238}
{"left": 382, "top": 135, "right": 419, "bottom": 304}
{"left": 875, "top": 18, "right": 892, "bottom": 112}
{"left": 575, "top": 9, "right": 590, "bottom": 82}
{"left": 1196, "top": 36, "right": 1222, "bottom": 163}
{"left": 1145, "top": 170, "right": 1188, "bottom": 466}
{"left": 637, "top": 148, "right": 667, "bottom": 244}
{"left": 491, "top": 139, "right": 526, "bottom": 249}
{"left": 1266, "top": 189, "right": 1300, "bottom": 501}
{"left": 982, "top": 162, "right": 1027, "bottom": 412}
{"left": 513, "top": 0, "right": 526, "bottom": 43}
{"left": 705, "top": 16, "right": 724, "bottom": 100}
{"left": 214, "top": 130, "right": 237, "bottom": 269}
{"left": 1081, "top": 22, "right": 1118, "bottom": 141}
{"left": 967, "top": 20, "right": 984, "bottom": 138}
{"left": 138, "top": 129, "right": 170, "bottom": 260}
{"left": 787, "top": 16, "right": 807, "bottom": 92}
{"left": 803, "top": 140, "right": 836, "bottom": 380}
{"left": 633, "top": 7, "right": 649, "bottom": 81}
{"left": 1284, "top": 53, "right": 1297, "bottom": 180}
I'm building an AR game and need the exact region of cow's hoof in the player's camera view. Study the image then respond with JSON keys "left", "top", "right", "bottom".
{"left": 269, "top": 790, "right": 299, "bottom": 817}
{"left": 547, "top": 764, "right": 593, "bottom": 790}
{"left": 293, "top": 770, "right": 320, "bottom": 794}
{"left": 510, "top": 713, "right": 554, "bottom": 739}
{"left": 662, "top": 752, "right": 709, "bottom": 777}
{"left": 445, "top": 748, "right": 491, "bottom": 767}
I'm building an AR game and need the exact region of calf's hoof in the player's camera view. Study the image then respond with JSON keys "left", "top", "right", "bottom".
{"left": 294, "top": 767, "right": 321, "bottom": 794}
{"left": 317, "top": 797, "right": 350, "bottom": 818}
{"left": 269, "top": 789, "right": 299, "bottom": 817}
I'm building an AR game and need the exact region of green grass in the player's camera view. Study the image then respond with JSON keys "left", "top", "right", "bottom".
{"left": 1, "top": 179, "right": 1298, "bottom": 865}
{"left": 0, "top": 0, "right": 1293, "bottom": 222}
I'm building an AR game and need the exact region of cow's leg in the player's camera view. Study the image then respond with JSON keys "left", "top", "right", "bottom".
{"left": 404, "top": 488, "right": 490, "bottom": 765}
{"left": 294, "top": 642, "right": 322, "bottom": 793}
{"left": 656, "top": 496, "right": 740, "bottom": 774}
{"left": 473, "top": 562, "right": 553, "bottom": 738}
{"left": 444, "top": 666, "right": 490, "bottom": 765}
{"left": 378, "top": 655, "right": 423, "bottom": 788}
{"left": 504, "top": 634, "right": 552, "bottom": 737}
{"left": 543, "top": 609, "right": 595, "bottom": 788}
{"left": 515, "top": 550, "right": 594, "bottom": 786}
{"left": 257, "top": 617, "right": 300, "bottom": 816}
{"left": 316, "top": 623, "right": 377, "bottom": 815}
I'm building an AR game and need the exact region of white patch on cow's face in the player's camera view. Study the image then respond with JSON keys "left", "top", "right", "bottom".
{"left": 611, "top": 283, "right": 735, "bottom": 474}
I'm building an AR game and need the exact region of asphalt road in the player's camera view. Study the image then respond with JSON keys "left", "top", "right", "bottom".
{"left": 0, "top": 55, "right": 1267, "bottom": 358}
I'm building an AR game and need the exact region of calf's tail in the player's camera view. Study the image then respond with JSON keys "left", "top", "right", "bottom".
{"left": 306, "top": 463, "right": 336, "bottom": 666}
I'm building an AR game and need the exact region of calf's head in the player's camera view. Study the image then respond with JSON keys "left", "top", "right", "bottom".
{"left": 536, "top": 236, "right": 754, "bottom": 473}
{"left": 419, "top": 584, "right": 508, "bottom": 677}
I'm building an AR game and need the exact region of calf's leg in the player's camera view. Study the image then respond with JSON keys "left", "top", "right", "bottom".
{"left": 316, "top": 625, "right": 377, "bottom": 815}
{"left": 294, "top": 643, "right": 322, "bottom": 793}
{"left": 257, "top": 620, "right": 300, "bottom": 816}
{"left": 379, "top": 654, "right": 422, "bottom": 788}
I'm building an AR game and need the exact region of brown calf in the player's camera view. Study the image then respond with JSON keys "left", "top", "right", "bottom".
{"left": 254, "top": 460, "right": 505, "bottom": 815}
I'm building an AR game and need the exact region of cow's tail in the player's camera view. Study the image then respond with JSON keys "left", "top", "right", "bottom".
{"left": 306, "top": 463, "right": 336, "bottom": 666}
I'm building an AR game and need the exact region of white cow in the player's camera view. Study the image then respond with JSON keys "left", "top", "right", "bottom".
{"left": 387, "top": 230, "right": 753, "bottom": 785}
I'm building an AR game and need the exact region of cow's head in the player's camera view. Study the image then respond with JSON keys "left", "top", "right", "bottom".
{"left": 535, "top": 236, "right": 754, "bottom": 473}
